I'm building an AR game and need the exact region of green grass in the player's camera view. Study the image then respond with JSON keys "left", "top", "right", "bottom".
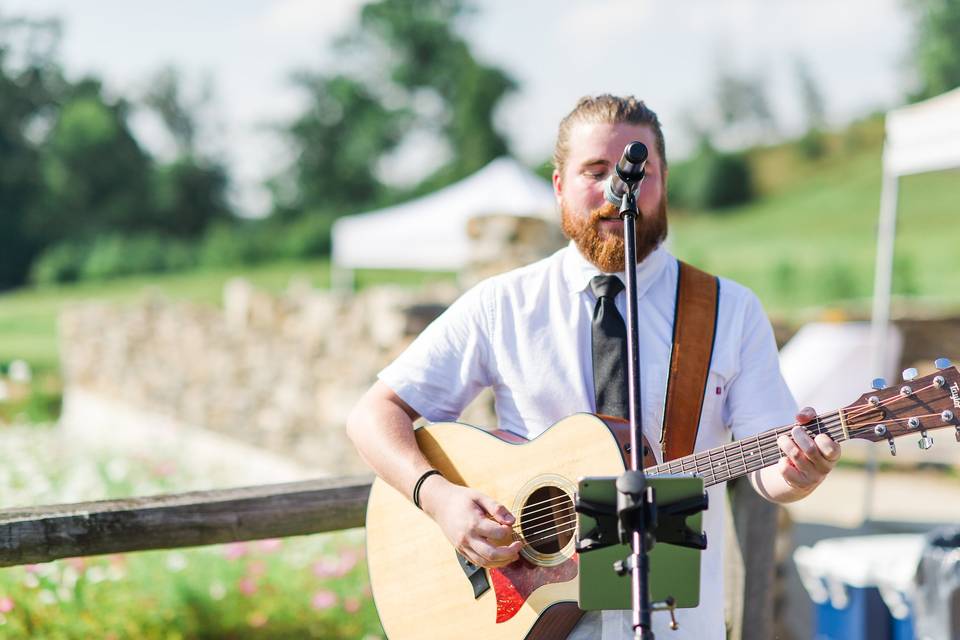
{"left": 670, "top": 123, "right": 960, "bottom": 317}
{"left": 0, "top": 260, "right": 455, "bottom": 375}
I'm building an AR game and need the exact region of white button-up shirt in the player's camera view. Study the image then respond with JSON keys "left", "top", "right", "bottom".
{"left": 380, "top": 242, "right": 797, "bottom": 639}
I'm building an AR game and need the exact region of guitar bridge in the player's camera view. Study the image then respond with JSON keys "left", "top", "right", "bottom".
{"left": 456, "top": 551, "right": 491, "bottom": 599}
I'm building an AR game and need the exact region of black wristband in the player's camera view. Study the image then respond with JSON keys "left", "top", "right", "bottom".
{"left": 412, "top": 469, "right": 442, "bottom": 510}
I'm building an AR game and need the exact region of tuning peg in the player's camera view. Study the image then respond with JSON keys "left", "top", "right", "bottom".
{"left": 918, "top": 430, "right": 934, "bottom": 450}
{"left": 873, "top": 424, "right": 896, "bottom": 454}
{"left": 902, "top": 367, "right": 919, "bottom": 381}
{"left": 935, "top": 358, "right": 952, "bottom": 370}
{"left": 871, "top": 378, "right": 887, "bottom": 390}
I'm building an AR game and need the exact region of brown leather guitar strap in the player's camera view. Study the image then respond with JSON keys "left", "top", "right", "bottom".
{"left": 660, "top": 261, "right": 720, "bottom": 461}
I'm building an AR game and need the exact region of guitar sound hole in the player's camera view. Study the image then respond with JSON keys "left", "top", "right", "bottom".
{"left": 519, "top": 486, "right": 575, "bottom": 555}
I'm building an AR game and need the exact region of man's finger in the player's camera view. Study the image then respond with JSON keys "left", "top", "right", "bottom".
{"left": 473, "top": 539, "right": 521, "bottom": 567}
{"left": 792, "top": 426, "right": 820, "bottom": 459}
{"left": 778, "top": 457, "right": 812, "bottom": 489}
{"left": 795, "top": 406, "right": 817, "bottom": 425}
{"left": 815, "top": 433, "right": 841, "bottom": 462}
{"left": 475, "top": 494, "right": 515, "bottom": 525}
{"left": 476, "top": 518, "right": 513, "bottom": 542}
{"left": 458, "top": 545, "right": 487, "bottom": 568}
{"left": 778, "top": 434, "right": 815, "bottom": 475}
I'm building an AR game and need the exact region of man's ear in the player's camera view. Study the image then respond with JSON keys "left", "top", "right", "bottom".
{"left": 552, "top": 167, "right": 563, "bottom": 207}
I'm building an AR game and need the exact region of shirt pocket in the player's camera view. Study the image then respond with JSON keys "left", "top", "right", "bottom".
{"left": 697, "top": 370, "right": 729, "bottom": 440}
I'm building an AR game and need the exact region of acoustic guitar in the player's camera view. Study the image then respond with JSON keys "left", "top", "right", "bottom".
{"left": 366, "top": 364, "right": 960, "bottom": 639}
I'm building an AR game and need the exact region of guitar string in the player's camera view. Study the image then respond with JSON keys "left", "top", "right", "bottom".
{"left": 508, "top": 382, "right": 945, "bottom": 524}
{"left": 711, "top": 395, "right": 943, "bottom": 481}
{"left": 516, "top": 410, "right": 954, "bottom": 547}
{"left": 515, "top": 516, "right": 580, "bottom": 546}
{"left": 508, "top": 493, "right": 574, "bottom": 521}
{"left": 655, "top": 384, "right": 940, "bottom": 484}
{"left": 513, "top": 514, "right": 579, "bottom": 543}
{"left": 516, "top": 419, "right": 936, "bottom": 542}
{"left": 520, "top": 524, "right": 580, "bottom": 548}
{"left": 512, "top": 504, "right": 577, "bottom": 530}
{"left": 516, "top": 417, "right": 846, "bottom": 520}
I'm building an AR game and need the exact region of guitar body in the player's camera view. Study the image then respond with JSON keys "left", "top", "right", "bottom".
{"left": 366, "top": 414, "right": 639, "bottom": 640}
{"left": 365, "top": 365, "right": 960, "bottom": 638}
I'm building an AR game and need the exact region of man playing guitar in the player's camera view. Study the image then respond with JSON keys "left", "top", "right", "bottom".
{"left": 347, "top": 94, "right": 840, "bottom": 638}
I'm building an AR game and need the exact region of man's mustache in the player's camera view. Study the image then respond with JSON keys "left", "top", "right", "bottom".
{"left": 589, "top": 202, "right": 622, "bottom": 222}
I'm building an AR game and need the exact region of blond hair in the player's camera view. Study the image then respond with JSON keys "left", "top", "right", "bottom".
{"left": 553, "top": 94, "right": 666, "bottom": 174}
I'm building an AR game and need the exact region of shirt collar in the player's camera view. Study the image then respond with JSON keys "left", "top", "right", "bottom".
{"left": 562, "top": 240, "right": 670, "bottom": 300}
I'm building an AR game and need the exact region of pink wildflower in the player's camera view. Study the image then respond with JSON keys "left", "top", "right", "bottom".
{"left": 223, "top": 542, "right": 248, "bottom": 560}
{"left": 257, "top": 538, "right": 283, "bottom": 553}
{"left": 312, "top": 557, "right": 340, "bottom": 578}
{"left": 0, "top": 597, "right": 13, "bottom": 613}
{"left": 239, "top": 577, "right": 258, "bottom": 596}
{"left": 65, "top": 557, "right": 86, "bottom": 572}
{"left": 248, "top": 560, "right": 267, "bottom": 577}
{"left": 344, "top": 597, "right": 361, "bottom": 613}
{"left": 311, "top": 590, "right": 337, "bottom": 610}
{"left": 337, "top": 549, "right": 358, "bottom": 574}
{"left": 23, "top": 565, "right": 40, "bottom": 574}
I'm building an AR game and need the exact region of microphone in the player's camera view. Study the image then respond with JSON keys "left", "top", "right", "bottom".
{"left": 603, "top": 141, "right": 648, "bottom": 206}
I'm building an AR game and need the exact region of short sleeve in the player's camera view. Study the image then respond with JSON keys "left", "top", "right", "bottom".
{"left": 724, "top": 292, "right": 798, "bottom": 439}
{"left": 378, "top": 281, "right": 495, "bottom": 423}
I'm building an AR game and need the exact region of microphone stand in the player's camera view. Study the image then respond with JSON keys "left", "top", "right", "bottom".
{"left": 577, "top": 141, "right": 705, "bottom": 637}
{"left": 617, "top": 184, "right": 655, "bottom": 639}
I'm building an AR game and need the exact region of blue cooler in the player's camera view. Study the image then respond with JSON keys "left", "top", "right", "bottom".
{"left": 794, "top": 534, "right": 925, "bottom": 640}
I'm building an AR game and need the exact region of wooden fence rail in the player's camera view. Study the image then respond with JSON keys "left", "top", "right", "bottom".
{"left": 0, "top": 473, "right": 778, "bottom": 638}
{"left": 0, "top": 475, "right": 372, "bottom": 568}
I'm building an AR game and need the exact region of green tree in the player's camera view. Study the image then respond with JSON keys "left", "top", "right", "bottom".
{"left": 273, "top": 0, "right": 515, "bottom": 246}
{"left": 713, "top": 62, "right": 776, "bottom": 147}
{"left": 357, "top": 0, "right": 515, "bottom": 186}
{"left": 274, "top": 73, "right": 410, "bottom": 220}
{"left": 908, "top": 0, "right": 960, "bottom": 100}
{"left": 150, "top": 157, "right": 230, "bottom": 237}
{"left": 793, "top": 57, "right": 827, "bottom": 159}
{"left": 32, "top": 80, "right": 154, "bottom": 243}
{"left": 142, "top": 66, "right": 232, "bottom": 236}
{"left": 0, "top": 16, "right": 65, "bottom": 289}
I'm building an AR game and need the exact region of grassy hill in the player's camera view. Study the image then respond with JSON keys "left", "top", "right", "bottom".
{"left": 670, "top": 116, "right": 960, "bottom": 317}
{"left": 1, "top": 115, "right": 958, "bottom": 376}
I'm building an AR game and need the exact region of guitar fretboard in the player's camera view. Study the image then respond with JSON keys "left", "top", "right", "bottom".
{"left": 645, "top": 410, "right": 849, "bottom": 487}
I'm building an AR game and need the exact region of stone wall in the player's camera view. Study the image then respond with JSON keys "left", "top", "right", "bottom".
{"left": 59, "top": 214, "right": 567, "bottom": 475}
{"left": 60, "top": 282, "right": 456, "bottom": 475}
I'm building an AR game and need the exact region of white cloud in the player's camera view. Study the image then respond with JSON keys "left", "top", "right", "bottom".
{"left": 260, "top": 0, "right": 366, "bottom": 38}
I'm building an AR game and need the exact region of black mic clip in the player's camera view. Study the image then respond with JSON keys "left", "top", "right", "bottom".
{"left": 603, "top": 142, "right": 648, "bottom": 206}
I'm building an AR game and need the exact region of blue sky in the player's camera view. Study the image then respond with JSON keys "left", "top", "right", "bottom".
{"left": 2, "top": 0, "right": 915, "bottom": 214}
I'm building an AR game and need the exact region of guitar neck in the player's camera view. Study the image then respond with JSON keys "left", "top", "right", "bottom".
{"left": 646, "top": 410, "right": 849, "bottom": 487}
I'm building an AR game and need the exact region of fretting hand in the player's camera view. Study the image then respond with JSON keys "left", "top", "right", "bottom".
{"left": 775, "top": 406, "right": 841, "bottom": 491}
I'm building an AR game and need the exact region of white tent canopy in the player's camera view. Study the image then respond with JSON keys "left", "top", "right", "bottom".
{"left": 332, "top": 157, "right": 557, "bottom": 271}
{"left": 871, "top": 87, "right": 960, "bottom": 374}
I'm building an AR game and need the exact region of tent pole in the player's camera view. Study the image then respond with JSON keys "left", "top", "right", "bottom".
{"left": 864, "top": 168, "right": 900, "bottom": 522}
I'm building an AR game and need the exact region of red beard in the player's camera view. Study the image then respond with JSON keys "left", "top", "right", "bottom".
{"left": 560, "top": 195, "right": 668, "bottom": 273}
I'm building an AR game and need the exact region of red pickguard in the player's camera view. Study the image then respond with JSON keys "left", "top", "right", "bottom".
{"left": 489, "top": 555, "right": 578, "bottom": 623}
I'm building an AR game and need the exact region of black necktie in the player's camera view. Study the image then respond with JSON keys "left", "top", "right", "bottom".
{"left": 590, "top": 275, "right": 628, "bottom": 418}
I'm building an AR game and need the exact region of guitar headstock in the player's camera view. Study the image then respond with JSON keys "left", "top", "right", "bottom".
{"left": 842, "top": 359, "right": 960, "bottom": 453}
